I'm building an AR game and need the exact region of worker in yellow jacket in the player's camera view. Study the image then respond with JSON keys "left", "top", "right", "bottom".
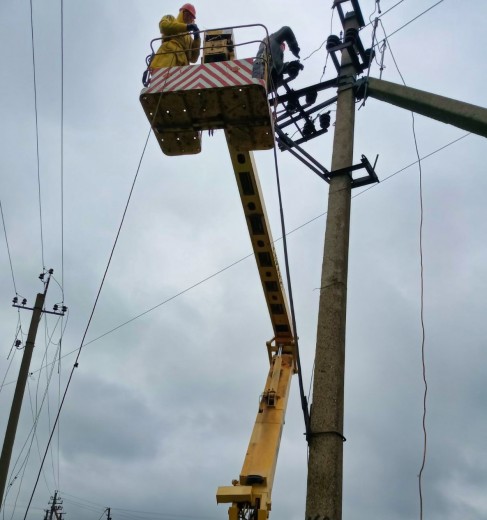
{"left": 150, "top": 3, "right": 201, "bottom": 69}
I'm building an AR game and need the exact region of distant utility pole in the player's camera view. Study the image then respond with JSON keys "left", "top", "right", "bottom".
{"left": 0, "top": 270, "right": 66, "bottom": 509}
{"left": 48, "top": 490, "right": 64, "bottom": 520}
{"left": 305, "top": 5, "right": 360, "bottom": 520}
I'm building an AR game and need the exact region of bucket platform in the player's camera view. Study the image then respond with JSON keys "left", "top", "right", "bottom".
{"left": 140, "top": 28, "right": 274, "bottom": 156}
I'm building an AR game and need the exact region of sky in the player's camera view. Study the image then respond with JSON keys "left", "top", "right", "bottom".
{"left": 1, "top": 1, "right": 486, "bottom": 520}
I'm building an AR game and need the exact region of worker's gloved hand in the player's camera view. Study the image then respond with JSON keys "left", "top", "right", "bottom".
{"left": 285, "top": 60, "right": 304, "bottom": 80}
{"left": 187, "top": 23, "right": 200, "bottom": 36}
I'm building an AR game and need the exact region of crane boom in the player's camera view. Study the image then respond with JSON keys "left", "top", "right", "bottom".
{"left": 224, "top": 143, "right": 294, "bottom": 351}
{"left": 216, "top": 140, "right": 296, "bottom": 520}
{"left": 140, "top": 26, "right": 298, "bottom": 520}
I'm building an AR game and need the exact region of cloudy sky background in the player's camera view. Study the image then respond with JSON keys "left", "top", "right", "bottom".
{"left": 1, "top": 1, "right": 486, "bottom": 519}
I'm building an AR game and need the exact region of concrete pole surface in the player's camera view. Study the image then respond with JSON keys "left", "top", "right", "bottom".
{"left": 364, "top": 76, "right": 487, "bottom": 138}
{"left": 0, "top": 292, "right": 45, "bottom": 508}
{"left": 305, "top": 11, "right": 359, "bottom": 520}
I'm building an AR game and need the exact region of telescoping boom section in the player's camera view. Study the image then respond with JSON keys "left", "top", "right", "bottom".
{"left": 140, "top": 27, "right": 297, "bottom": 520}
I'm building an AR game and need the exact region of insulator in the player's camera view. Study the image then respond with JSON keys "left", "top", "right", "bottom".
{"left": 302, "top": 120, "right": 316, "bottom": 137}
{"left": 48, "top": 268, "right": 54, "bottom": 274}
{"left": 305, "top": 90, "right": 318, "bottom": 105}
{"left": 319, "top": 112, "right": 331, "bottom": 130}
{"left": 39, "top": 273, "right": 45, "bottom": 280}
{"left": 22, "top": 298, "right": 27, "bottom": 305}
{"left": 12, "top": 296, "right": 18, "bottom": 304}
{"left": 15, "top": 340, "right": 21, "bottom": 347}
{"left": 62, "top": 306, "right": 67, "bottom": 312}
{"left": 53, "top": 304, "right": 59, "bottom": 311}
{"left": 344, "top": 28, "right": 358, "bottom": 44}
{"left": 326, "top": 34, "right": 341, "bottom": 51}
{"left": 286, "top": 99, "right": 299, "bottom": 112}
{"left": 364, "top": 48, "right": 375, "bottom": 67}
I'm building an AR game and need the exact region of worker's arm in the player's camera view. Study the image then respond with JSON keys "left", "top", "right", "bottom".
{"left": 159, "top": 14, "right": 187, "bottom": 36}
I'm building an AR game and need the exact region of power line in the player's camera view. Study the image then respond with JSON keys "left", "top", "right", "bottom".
{"left": 379, "top": 20, "right": 429, "bottom": 520}
{"left": 375, "top": 0, "right": 445, "bottom": 47}
{"left": 0, "top": 200, "right": 18, "bottom": 295}
{"left": 364, "top": 0, "right": 406, "bottom": 28}
{"left": 28, "top": 0, "right": 45, "bottom": 269}
{"left": 0, "top": 133, "right": 471, "bottom": 393}
{"left": 23, "top": 105, "right": 159, "bottom": 518}
{"left": 272, "top": 131, "right": 310, "bottom": 437}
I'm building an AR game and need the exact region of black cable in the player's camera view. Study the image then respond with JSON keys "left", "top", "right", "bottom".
{"left": 380, "top": 21, "right": 428, "bottom": 519}
{"left": 375, "top": 0, "right": 445, "bottom": 48}
{"left": 1, "top": 134, "right": 470, "bottom": 391}
{"left": 60, "top": 0, "right": 65, "bottom": 296}
{"left": 58, "top": 0, "right": 65, "bottom": 491}
{"left": 29, "top": 0, "right": 45, "bottom": 269}
{"left": 363, "top": 0, "right": 405, "bottom": 28}
{"left": 23, "top": 85, "right": 168, "bottom": 518}
{"left": 271, "top": 130, "right": 311, "bottom": 439}
{"left": 0, "top": 200, "right": 18, "bottom": 294}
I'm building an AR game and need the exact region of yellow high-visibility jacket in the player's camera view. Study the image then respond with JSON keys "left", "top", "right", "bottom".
{"left": 150, "top": 11, "right": 200, "bottom": 69}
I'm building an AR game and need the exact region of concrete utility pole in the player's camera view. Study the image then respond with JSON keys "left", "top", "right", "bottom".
{"left": 0, "top": 270, "right": 64, "bottom": 509}
{"left": 0, "top": 292, "right": 45, "bottom": 507}
{"left": 305, "top": 8, "right": 359, "bottom": 520}
{"left": 48, "top": 490, "right": 64, "bottom": 520}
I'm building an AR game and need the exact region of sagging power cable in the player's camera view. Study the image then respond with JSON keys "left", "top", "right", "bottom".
{"left": 23, "top": 75, "right": 170, "bottom": 519}
{"left": 271, "top": 135, "right": 311, "bottom": 440}
{"left": 2, "top": 134, "right": 470, "bottom": 392}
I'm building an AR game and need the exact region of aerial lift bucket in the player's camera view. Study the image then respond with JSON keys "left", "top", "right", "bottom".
{"left": 140, "top": 28, "right": 275, "bottom": 156}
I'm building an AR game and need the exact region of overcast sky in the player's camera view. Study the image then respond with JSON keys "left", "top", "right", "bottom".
{"left": 1, "top": 1, "right": 486, "bottom": 520}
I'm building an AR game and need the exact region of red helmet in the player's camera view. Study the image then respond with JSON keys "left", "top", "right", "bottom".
{"left": 180, "top": 3, "right": 196, "bottom": 17}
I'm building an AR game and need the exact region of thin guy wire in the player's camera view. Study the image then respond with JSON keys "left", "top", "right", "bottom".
{"left": 375, "top": 0, "right": 445, "bottom": 48}
{"left": 0, "top": 320, "right": 23, "bottom": 395}
{"left": 60, "top": 0, "right": 65, "bottom": 297}
{"left": 29, "top": 0, "right": 45, "bottom": 268}
{"left": 363, "top": 0, "right": 405, "bottom": 28}
{"left": 382, "top": 22, "right": 428, "bottom": 519}
{"left": 1, "top": 134, "right": 470, "bottom": 389}
{"left": 0, "top": 200, "right": 18, "bottom": 294}
{"left": 27, "top": 382, "right": 53, "bottom": 495}
{"left": 58, "top": 0, "right": 65, "bottom": 490}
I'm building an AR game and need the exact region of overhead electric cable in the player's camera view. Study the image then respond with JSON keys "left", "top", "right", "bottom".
{"left": 59, "top": 0, "right": 65, "bottom": 489}
{"left": 380, "top": 21, "right": 428, "bottom": 519}
{"left": 0, "top": 200, "right": 18, "bottom": 294}
{"left": 363, "top": 0, "right": 405, "bottom": 28}
{"left": 28, "top": 0, "right": 45, "bottom": 268}
{"left": 60, "top": 0, "right": 65, "bottom": 297}
{"left": 0, "top": 133, "right": 470, "bottom": 393}
{"left": 23, "top": 88, "right": 170, "bottom": 518}
{"left": 374, "top": 0, "right": 444, "bottom": 48}
{"left": 271, "top": 139, "right": 311, "bottom": 437}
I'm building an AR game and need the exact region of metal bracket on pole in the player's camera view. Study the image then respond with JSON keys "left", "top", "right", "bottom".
{"left": 275, "top": 128, "right": 330, "bottom": 182}
{"left": 328, "top": 154, "right": 379, "bottom": 188}
{"left": 333, "top": 0, "right": 365, "bottom": 28}
{"left": 276, "top": 128, "right": 379, "bottom": 189}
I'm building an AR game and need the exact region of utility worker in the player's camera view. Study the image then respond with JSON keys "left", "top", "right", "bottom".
{"left": 150, "top": 3, "right": 201, "bottom": 69}
{"left": 253, "top": 26, "right": 302, "bottom": 90}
